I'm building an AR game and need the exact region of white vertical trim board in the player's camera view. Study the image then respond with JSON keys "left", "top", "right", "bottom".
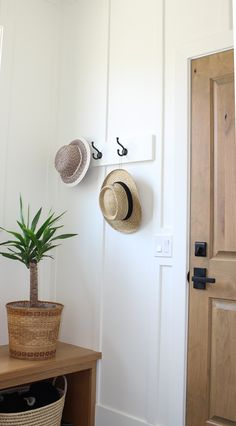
{"left": 0, "top": 25, "right": 3, "bottom": 69}
{"left": 97, "top": 0, "right": 112, "bottom": 404}
{"left": 156, "top": 265, "right": 174, "bottom": 426}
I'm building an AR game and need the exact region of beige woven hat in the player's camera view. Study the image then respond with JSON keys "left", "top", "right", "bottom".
{"left": 54, "top": 138, "right": 91, "bottom": 186}
{"left": 99, "top": 169, "right": 142, "bottom": 233}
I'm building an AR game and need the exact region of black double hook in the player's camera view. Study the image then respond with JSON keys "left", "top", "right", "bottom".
{"left": 91, "top": 141, "right": 103, "bottom": 160}
{"left": 117, "top": 137, "right": 128, "bottom": 157}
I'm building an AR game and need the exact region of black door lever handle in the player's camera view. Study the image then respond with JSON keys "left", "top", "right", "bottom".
{"left": 191, "top": 268, "right": 215, "bottom": 290}
{"left": 191, "top": 276, "right": 215, "bottom": 284}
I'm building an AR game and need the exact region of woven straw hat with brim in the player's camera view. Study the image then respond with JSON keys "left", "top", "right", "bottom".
{"left": 99, "top": 169, "right": 142, "bottom": 234}
{"left": 54, "top": 138, "right": 91, "bottom": 186}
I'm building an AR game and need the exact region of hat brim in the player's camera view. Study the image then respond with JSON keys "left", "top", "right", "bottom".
{"left": 60, "top": 138, "right": 91, "bottom": 186}
{"left": 100, "top": 169, "right": 142, "bottom": 233}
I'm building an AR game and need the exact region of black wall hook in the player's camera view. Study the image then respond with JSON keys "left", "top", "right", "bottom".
{"left": 91, "top": 141, "right": 103, "bottom": 160}
{"left": 117, "top": 137, "right": 128, "bottom": 156}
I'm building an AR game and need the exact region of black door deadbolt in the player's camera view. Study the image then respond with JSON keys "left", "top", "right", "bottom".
{"left": 195, "top": 242, "right": 207, "bottom": 257}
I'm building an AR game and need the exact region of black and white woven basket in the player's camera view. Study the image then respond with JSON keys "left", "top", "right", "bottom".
{"left": 0, "top": 376, "right": 67, "bottom": 426}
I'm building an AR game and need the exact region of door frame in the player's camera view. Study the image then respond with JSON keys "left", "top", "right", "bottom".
{"left": 170, "top": 31, "right": 233, "bottom": 426}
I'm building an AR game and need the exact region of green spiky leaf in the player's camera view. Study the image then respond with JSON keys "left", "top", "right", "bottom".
{"left": 31, "top": 207, "right": 42, "bottom": 232}
{"left": 0, "top": 252, "right": 24, "bottom": 262}
{"left": 0, "top": 198, "right": 77, "bottom": 269}
{"left": 51, "top": 233, "right": 77, "bottom": 241}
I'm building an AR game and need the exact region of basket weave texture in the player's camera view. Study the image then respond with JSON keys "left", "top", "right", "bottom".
{"left": 0, "top": 395, "right": 65, "bottom": 425}
{"left": 6, "top": 301, "right": 63, "bottom": 360}
{"left": 0, "top": 377, "right": 66, "bottom": 426}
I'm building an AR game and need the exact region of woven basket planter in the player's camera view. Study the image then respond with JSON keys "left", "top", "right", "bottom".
{"left": 0, "top": 376, "right": 67, "bottom": 426}
{"left": 6, "top": 301, "right": 64, "bottom": 360}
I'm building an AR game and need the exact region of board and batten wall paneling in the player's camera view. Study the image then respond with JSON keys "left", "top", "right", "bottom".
{"left": 53, "top": 0, "right": 233, "bottom": 426}
{"left": 53, "top": 0, "right": 109, "bottom": 350}
{"left": 98, "top": 1, "right": 163, "bottom": 425}
{"left": 53, "top": 1, "right": 164, "bottom": 426}
{"left": 0, "top": 0, "right": 233, "bottom": 425}
{"left": 0, "top": 0, "right": 62, "bottom": 343}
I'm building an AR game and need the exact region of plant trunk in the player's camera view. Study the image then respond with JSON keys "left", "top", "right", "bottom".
{"left": 29, "top": 261, "right": 38, "bottom": 307}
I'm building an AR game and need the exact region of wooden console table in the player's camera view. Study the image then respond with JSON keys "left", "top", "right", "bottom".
{"left": 0, "top": 341, "right": 102, "bottom": 426}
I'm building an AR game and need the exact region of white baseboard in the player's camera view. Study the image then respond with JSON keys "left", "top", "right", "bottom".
{"left": 96, "top": 404, "right": 154, "bottom": 426}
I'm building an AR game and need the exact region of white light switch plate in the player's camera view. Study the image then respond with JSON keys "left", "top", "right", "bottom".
{"left": 154, "top": 235, "right": 173, "bottom": 257}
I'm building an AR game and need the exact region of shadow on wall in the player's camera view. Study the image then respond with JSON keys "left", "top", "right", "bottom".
{"left": 137, "top": 177, "right": 154, "bottom": 229}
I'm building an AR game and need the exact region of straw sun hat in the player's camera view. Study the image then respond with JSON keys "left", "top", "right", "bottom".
{"left": 99, "top": 169, "right": 142, "bottom": 233}
{"left": 54, "top": 138, "right": 91, "bottom": 186}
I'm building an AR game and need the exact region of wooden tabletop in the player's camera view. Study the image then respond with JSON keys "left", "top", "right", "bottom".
{"left": 0, "top": 341, "right": 102, "bottom": 389}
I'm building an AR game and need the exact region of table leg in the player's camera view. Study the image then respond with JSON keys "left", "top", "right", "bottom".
{"left": 63, "top": 363, "right": 97, "bottom": 426}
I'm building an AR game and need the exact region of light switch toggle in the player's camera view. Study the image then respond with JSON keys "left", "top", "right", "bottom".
{"left": 154, "top": 235, "right": 173, "bottom": 257}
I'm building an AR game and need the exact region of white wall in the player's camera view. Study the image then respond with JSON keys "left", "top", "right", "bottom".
{"left": 53, "top": 1, "right": 233, "bottom": 426}
{"left": 54, "top": 2, "right": 162, "bottom": 426}
{"left": 0, "top": 0, "right": 62, "bottom": 341}
{"left": 0, "top": 1, "right": 233, "bottom": 426}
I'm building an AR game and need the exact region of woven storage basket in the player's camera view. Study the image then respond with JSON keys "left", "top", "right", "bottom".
{"left": 0, "top": 376, "right": 67, "bottom": 426}
{"left": 6, "top": 301, "right": 63, "bottom": 360}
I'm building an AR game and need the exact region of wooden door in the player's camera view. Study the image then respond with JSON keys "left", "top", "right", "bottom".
{"left": 187, "top": 50, "right": 236, "bottom": 426}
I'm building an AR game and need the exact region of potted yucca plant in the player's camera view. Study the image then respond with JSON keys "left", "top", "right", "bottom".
{"left": 0, "top": 197, "right": 76, "bottom": 360}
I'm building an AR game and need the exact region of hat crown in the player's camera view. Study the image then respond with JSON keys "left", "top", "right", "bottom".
{"left": 99, "top": 183, "right": 129, "bottom": 221}
{"left": 99, "top": 168, "right": 142, "bottom": 233}
{"left": 55, "top": 144, "right": 81, "bottom": 176}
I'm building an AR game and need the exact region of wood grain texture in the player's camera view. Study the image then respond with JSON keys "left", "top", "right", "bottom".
{"left": 63, "top": 366, "right": 97, "bottom": 426}
{"left": 212, "top": 74, "right": 236, "bottom": 255}
{"left": 206, "top": 419, "right": 236, "bottom": 426}
{"left": 0, "top": 341, "right": 101, "bottom": 389}
{"left": 210, "top": 300, "right": 236, "bottom": 421}
{"left": 187, "top": 50, "right": 236, "bottom": 426}
{"left": 0, "top": 341, "right": 101, "bottom": 426}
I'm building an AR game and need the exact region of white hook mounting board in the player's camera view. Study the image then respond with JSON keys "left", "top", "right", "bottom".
{"left": 90, "top": 134, "right": 156, "bottom": 167}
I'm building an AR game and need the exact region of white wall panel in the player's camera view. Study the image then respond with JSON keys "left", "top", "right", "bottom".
{"left": 0, "top": 0, "right": 62, "bottom": 342}
{"left": 93, "top": 0, "right": 163, "bottom": 423}
{"left": 0, "top": 0, "right": 233, "bottom": 425}
{"left": 96, "top": 405, "right": 153, "bottom": 426}
{"left": 156, "top": 265, "right": 173, "bottom": 426}
{"left": 166, "top": 0, "right": 230, "bottom": 44}
{"left": 54, "top": 0, "right": 233, "bottom": 425}
{"left": 108, "top": 0, "right": 161, "bottom": 137}
{"left": 54, "top": 0, "right": 109, "bottom": 350}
